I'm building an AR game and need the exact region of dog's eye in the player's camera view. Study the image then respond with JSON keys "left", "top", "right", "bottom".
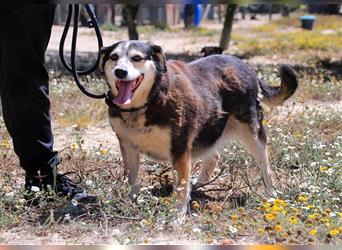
{"left": 110, "top": 54, "right": 119, "bottom": 61}
{"left": 131, "top": 55, "right": 143, "bottom": 62}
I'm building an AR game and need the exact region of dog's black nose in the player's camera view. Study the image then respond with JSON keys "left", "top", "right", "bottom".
{"left": 114, "top": 69, "right": 128, "bottom": 79}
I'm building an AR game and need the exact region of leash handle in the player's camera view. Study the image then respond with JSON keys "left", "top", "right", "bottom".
{"left": 59, "top": 4, "right": 106, "bottom": 99}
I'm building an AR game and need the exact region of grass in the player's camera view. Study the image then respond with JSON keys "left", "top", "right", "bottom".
{"left": 101, "top": 22, "right": 119, "bottom": 32}
{"left": 232, "top": 14, "right": 342, "bottom": 64}
{"left": 0, "top": 13, "right": 342, "bottom": 244}
{"left": 0, "top": 64, "right": 341, "bottom": 244}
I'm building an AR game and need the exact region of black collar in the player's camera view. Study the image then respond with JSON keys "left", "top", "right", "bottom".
{"left": 105, "top": 91, "right": 148, "bottom": 113}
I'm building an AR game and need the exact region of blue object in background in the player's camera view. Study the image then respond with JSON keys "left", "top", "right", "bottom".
{"left": 183, "top": 4, "right": 203, "bottom": 27}
{"left": 193, "top": 5, "right": 202, "bottom": 26}
{"left": 300, "top": 15, "right": 316, "bottom": 30}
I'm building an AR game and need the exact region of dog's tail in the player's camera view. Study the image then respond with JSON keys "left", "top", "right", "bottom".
{"left": 259, "top": 65, "right": 298, "bottom": 107}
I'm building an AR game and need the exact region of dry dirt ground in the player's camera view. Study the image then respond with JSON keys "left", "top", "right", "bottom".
{"left": 48, "top": 14, "right": 276, "bottom": 54}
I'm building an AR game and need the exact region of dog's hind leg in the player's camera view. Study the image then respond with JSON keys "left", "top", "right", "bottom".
{"left": 233, "top": 121, "right": 276, "bottom": 196}
{"left": 118, "top": 137, "right": 141, "bottom": 198}
{"left": 173, "top": 151, "right": 192, "bottom": 214}
{"left": 195, "top": 151, "right": 220, "bottom": 187}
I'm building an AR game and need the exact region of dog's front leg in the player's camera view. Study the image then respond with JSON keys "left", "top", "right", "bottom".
{"left": 173, "top": 151, "right": 192, "bottom": 214}
{"left": 118, "top": 137, "right": 140, "bottom": 198}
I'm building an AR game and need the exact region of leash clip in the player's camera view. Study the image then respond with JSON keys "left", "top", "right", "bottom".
{"left": 87, "top": 20, "right": 94, "bottom": 28}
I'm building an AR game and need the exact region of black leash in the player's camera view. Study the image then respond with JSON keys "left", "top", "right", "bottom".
{"left": 59, "top": 4, "right": 106, "bottom": 99}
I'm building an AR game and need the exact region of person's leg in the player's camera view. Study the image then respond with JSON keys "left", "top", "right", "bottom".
{"left": 0, "top": 6, "right": 91, "bottom": 200}
{"left": 0, "top": 5, "right": 59, "bottom": 179}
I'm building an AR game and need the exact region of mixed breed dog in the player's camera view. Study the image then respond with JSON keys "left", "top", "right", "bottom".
{"left": 99, "top": 41, "right": 298, "bottom": 215}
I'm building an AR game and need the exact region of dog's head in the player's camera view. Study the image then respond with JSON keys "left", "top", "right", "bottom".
{"left": 99, "top": 40, "right": 166, "bottom": 108}
{"left": 200, "top": 46, "right": 223, "bottom": 57}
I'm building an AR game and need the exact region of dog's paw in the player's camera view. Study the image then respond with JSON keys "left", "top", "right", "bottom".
{"left": 128, "top": 184, "right": 141, "bottom": 200}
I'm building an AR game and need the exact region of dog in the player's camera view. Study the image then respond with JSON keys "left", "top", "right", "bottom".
{"left": 200, "top": 46, "right": 224, "bottom": 57}
{"left": 99, "top": 40, "right": 298, "bottom": 214}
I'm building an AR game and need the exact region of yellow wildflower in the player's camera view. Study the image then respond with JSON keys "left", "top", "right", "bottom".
{"left": 309, "top": 229, "right": 318, "bottom": 236}
{"left": 146, "top": 218, "right": 153, "bottom": 225}
{"left": 297, "top": 194, "right": 308, "bottom": 202}
{"left": 321, "top": 212, "right": 329, "bottom": 218}
{"left": 70, "top": 143, "right": 78, "bottom": 151}
{"left": 288, "top": 216, "right": 299, "bottom": 225}
{"left": 329, "top": 229, "right": 339, "bottom": 236}
{"left": 308, "top": 213, "right": 319, "bottom": 220}
{"left": 295, "top": 132, "right": 302, "bottom": 139}
{"left": 265, "top": 213, "right": 276, "bottom": 222}
{"left": 263, "top": 202, "right": 272, "bottom": 208}
{"left": 231, "top": 214, "right": 239, "bottom": 222}
{"left": 307, "top": 204, "right": 315, "bottom": 209}
{"left": 275, "top": 224, "right": 283, "bottom": 232}
{"left": 262, "top": 202, "right": 272, "bottom": 212}
{"left": 212, "top": 204, "right": 223, "bottom": 214}
{"left": 306, "top": 218, "right": 314, "bottom": 225}
{"left": 0, "top": 139, "right": 10, "bottom": 149}
{"left": 324, "top": 208, "right": 332, "bottom": 214}
{"left": 161, "top": 197, "right": 171, "bottom": 205}
{"left": 258, "top": 228, "right": 265, "bottom": 236}
{"left": 274, "top": 198, "right": 287, "bottom": 207}
{"left": 191, "top": 201, "right": 200, "bottom": 210}
{"left": 238, "top": 207, "right": 246, "bottom": 214}
{"left": 291, "top": 207, "right": 300, "bottom": 213}
{"left": 272, "top": 205, "right": 283, "bottom": 213}
{"left": 320, "top": 166, "right": 328, "bottom": 171}
{"left": 320, "top": 217, "right": 330, "bottom": 223}
{"left": 100, "top": 149, "right": 108, "bottom": 155}
{"left": 262, "top": 120, "right": 269, "bottom": 126}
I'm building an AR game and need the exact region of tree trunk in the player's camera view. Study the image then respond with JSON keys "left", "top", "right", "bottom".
{"left": 124, "top": 4, "right": 140, "bottom": 40}
{"left": 111, "top": 4, "right": 116, "bottom": 25}
{"left": 219, "top": 4, "right": 237, "bottom": 50}
{"left": 268, "top": 4, "right": 273, "bottom": 20}
{"left": 184, "top": 4, "right": 194, "bottom": 29}
{"left": 281, "top": 5, "right": 289, "bottom": 17}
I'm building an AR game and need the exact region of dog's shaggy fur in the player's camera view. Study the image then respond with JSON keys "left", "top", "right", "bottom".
{"left": 99, "top": 40, "right": 298, "bottom": 214}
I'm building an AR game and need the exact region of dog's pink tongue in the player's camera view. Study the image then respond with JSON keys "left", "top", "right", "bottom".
{"left": 113, "top": 81, "right": 134, "bottom": 106}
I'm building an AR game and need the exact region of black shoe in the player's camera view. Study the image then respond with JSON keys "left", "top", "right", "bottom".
{"left": 25, "top": 170, "right": 97, "bottom": 203}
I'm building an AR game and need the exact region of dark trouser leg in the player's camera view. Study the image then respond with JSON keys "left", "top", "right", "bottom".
{"left": 0, "top": 5, "right": 58, "bottom": 176}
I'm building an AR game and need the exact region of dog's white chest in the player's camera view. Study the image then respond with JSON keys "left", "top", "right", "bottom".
{"left": 110, "top": 115, "right": 172, "bottom": 161}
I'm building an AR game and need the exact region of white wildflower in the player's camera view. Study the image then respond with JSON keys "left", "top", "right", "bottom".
{"left": 228, "top": 225, "right": 238, "bottom": 234}
{"left": 71, "top": 199, "right": 78, "bottom": 206}
{"left": 85, "top": 180, "right": 93, "bottom": 187}
{"left": 5, "top": 192, "right": 14, "bottom": 198}
{"left": 310, "top": 161, "right": 318, "bottom": 167}
{"left": 31, "top": 186, "right": 40, "bottom": 192}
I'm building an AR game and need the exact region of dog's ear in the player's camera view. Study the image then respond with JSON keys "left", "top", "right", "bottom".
{"left": 216, "top": 47, "right": 224, "bottom": 54}
{"left": 98, "top": 46, "right": 110, "bottom": 75}
{"left": 98, "top": 41, "right": 122, "bottom": 75}
{"left": 149, "top": 43, "right": 167, "bottom": 73}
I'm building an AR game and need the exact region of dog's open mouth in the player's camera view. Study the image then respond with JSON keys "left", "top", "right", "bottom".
{"left": 113, "top": 74, "right": 144, "bottom": 106}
